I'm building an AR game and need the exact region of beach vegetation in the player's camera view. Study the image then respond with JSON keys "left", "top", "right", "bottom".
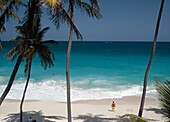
{"left": 120, "top": 114, "right": 147, "bottom": 122}
{"left": 138, "top": 0, "right": 165, "bottom": 117}
{"left": 64, "top": 0, "right": 102, "bottom": 121}
{"left": 156, "top": 80, "right": 170, "bottom": 121}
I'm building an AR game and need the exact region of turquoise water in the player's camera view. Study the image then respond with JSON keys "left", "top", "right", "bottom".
{"left": 0, "top": 41, "right": 170, "bottom": 101}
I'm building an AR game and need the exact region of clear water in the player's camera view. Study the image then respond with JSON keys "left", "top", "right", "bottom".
{"left": 0, "top": 41, "right": 170, "bottom": 101}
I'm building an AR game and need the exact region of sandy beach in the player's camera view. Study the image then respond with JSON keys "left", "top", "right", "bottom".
{"left": 0, "top": 96, "right": 164, "bottom": 122}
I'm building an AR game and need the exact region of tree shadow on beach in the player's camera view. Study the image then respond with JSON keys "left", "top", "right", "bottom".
{"left": 144, "top": 108, "right": 164, "bottom": 122}
{"left": 74, "top": 113, "right": 121, "bottom": 122}
{"left": 2, "top": 110, "right": 66, "bottom": 122}
{"left": 145, "top": 107, "right": 164, "bottom": 115}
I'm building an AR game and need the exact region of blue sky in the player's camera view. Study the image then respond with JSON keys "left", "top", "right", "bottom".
{"left": 1, "top": 0, "right": 170, "bottom": 41}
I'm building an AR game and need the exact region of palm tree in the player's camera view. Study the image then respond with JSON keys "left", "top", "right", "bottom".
{"left": 12, "top": 1, "right": 57, "bottom": 121}
{"left": 0, "top": 0, "right": 28, "bottom": 106}
{"left": 40, "top": 1, "right": 85, "bottom": 121}
{"left": 63, "top": 0, "right": 102, "bottom": 121}
{"left": 138, "top": 0, "right": 165, "bottom": 117}
{"left": 0, "top": 0, "right": 41, "bottom": 105}
{"left": 156, "top": 80, "right": 170, "bottom": 121}
{"left": 0, "top": 0, "right": 82, "bottom": 106}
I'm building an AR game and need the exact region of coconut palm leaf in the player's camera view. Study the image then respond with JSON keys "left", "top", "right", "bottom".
{"left": 37, "top": 27, "right": 50, "bottom": 41}
{"left": 48, "top": 2, "right": 83, "bottom": 40}
{"left": 0, "top": 0, "right": 25, "bottom": 33}
{"left": 75, "top": 1, "right": 102, "bottom": 19}
{"left": 40, "top": 40, "right": 58, "bottom": 44}
{"left": 156, "top": 80, "right": 170, "bottom": 121}
{"left": 42, "top": 0, "right": 61, "bottom": 10}
{"left": 88, "top": 0, "right": 100, "bottom": 10}
{"left": 20, "top": 0, "right": 42, "bottom": 38}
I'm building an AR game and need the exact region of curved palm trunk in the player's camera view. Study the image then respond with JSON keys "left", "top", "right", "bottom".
{"left": 66, "top": 1, "right": 74, "bottom": 122}
{"left": 138, "top": 0, "right": 165, "bottom": 117}
{"left": 20, "top": 61, "right": 32, "bottom": 122}
{"left": 0, "top": 55, "right": 22, "bottom": 105}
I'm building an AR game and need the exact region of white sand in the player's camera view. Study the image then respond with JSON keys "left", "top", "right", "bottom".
{"left": 0, "top": 96, "right": 164, "bottom": 122}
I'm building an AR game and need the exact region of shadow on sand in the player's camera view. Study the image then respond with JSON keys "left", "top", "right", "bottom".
{"left": 3, "top": 110, "right": 161, "bottom": 122}
{"left": 74, "top": 113, "right": 121, "bottom": 122}
{"left": 2, "top": 111, "right": 66, "bottom": 122}
{"left": 145, "top": 107, "right": 164, "bottom": 115}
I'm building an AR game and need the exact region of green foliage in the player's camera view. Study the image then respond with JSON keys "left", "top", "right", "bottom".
{"left": 156, "top": 80, "right": 170, "bottom": 121}
{"left": 120, "top": 114, "right": 148, "bottom": 122}
{"left": 6, "top": 0, "right": 57, "bottom": 74}
{"left": 0, "top": 0, "right": 26, "bottom": 33}
{"left": 0, "top": 40, "right": 2, "bottom": 50}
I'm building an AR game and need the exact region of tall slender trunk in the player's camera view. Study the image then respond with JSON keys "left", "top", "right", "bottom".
{"left": 138, "top": 0, "right": 165, "bottom": 117}
{"left": 0, "top": 55, "right": 23, "bottom": 105}
{"left": 66, "top": 1, "right": 74, "bottom": 122}
{"left": 20, "top": 61, "right": 32, "bottom": 122}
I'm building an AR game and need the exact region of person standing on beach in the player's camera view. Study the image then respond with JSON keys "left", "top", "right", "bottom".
{"left": 111, "top": 101, "right": 116, "bottom": 111}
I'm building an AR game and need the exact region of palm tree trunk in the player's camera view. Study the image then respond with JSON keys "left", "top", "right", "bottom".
{"left": 66, "top": 1, "right": 74, "bottom": 122}
{"left": 20, "top": 61, "right": 32, "bottom": 122}
{"left": 0, "top": 55, "right": 22, "bottom": 105}
{"left": 138, "top": 0, "right": 165, "bottom": 117}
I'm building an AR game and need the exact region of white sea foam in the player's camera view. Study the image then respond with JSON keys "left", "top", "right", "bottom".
{"left": 0, "top": 79, "right": 158, "bottom": 101}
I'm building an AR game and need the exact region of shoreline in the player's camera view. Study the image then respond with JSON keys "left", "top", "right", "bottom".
{"left": 0, "top": 96, "right": 163, "bottom": 122}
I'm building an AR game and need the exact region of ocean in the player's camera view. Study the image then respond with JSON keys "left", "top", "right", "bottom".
{"left": 0, "top": 41, "right": 170, "bottom": 101}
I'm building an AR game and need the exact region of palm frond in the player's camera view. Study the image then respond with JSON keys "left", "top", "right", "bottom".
{"left": 37, "top": 27, "right": 50, "bottom": 41}
{"left": 42, "top": 0, "right": 61, "bottom": 11}
{"left": 0, "top": 0, "right": 25, "bottom": 21}
{"left": 37, "top": 44, "right": 54, "bottom": 69}
{"left": 75, "top": 1, "right": 102, "bottom": 19}
{"left": 49, "top": 2, "right": 83, "bottom": 40}
{"left": 0, "top": 0, "right": 25, "bottom": 32}
{"left": 0, "top": 13, "right": 6, "bottom": 32}
{"left": 0, "top": 24, "right": 5, "bottom": 33}
{"left": 7, "top": 8, "right": 19, "bottom": 20}
{"left": 156, "top": 80, "right": 170, "bottom": 120}
{"left": 88, "top": 0, "right": 100, "bottom": 11}
{"left": 40, "top": 40, "right": 58, "bottom": 44}
{"left": 5, "top": 47, "right": 17, "bottom": 58}
{"left": 24, "top": 46, "right": 35, "bottom": 74}
{"left": 5, "top": 46, "right": 20, "bottom": 62}
{"left": 21, "top": 0, "right": 42, "bottom": 38}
